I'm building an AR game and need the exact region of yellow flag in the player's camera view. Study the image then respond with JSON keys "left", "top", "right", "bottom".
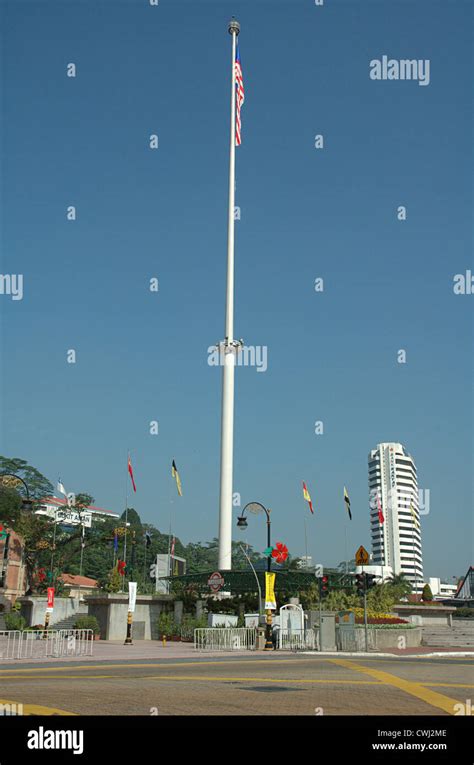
{"left": 410, "top": 503, "right": 420, "bottom": 529}
{"left": 265, "top": 572, "right": 276, "bottom": 610}
{"left": 171, "top": 460, "right": 182, "bottom": 496}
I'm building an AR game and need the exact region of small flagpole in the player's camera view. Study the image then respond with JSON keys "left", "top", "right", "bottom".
{"left": 143, "top": 534, "right": 147, "bottom": 592}
{"left": 79, "top": 523, "right": 85, "bottom": 578}
{"left": 167, "top": 499, "right": 173, "bottom": 594}
{"left": 344, "top": 523, "right": 348, "bottom": 574}
{"left": 303, "top": 517, "right": 309, "bottom": 566}
{"left": 122, "top": 450, "right": 129, "bottom": 593}
{"left": 218, "top": 18, "right": 241, "bottom": 571}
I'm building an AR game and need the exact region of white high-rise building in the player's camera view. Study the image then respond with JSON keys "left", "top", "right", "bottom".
{"left": 368, "top": 442, "right": 423, "bottom": 589}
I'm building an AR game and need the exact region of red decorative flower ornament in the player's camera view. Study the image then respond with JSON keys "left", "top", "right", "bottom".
{"left": 271, "top": 542, "right": 288, "bottom": 564}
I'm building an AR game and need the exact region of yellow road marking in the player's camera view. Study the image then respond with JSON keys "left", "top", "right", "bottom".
{"left": 0, "top": 697, "right": 76, "bottom": 715}
{"left": 422, "top": 683, "right": 474, "bottom": 689}
{"left": 330, "top": 658, "right": 461, "bottom": 715}
{"left": 0, "top": 673, "right": 379, "bottom": 684}
{"left": 0, "top": 658, "right": 302, "bottom": 674}
{"left": 0, "top": 655, "right": 471, "bottom": 675}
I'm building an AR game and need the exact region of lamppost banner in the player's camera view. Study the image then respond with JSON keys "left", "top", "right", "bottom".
{"left": 264, "top": 572, "right": 276, "bottom": 610}
{"left": 128, "top": 582, "right": 137, "bottom": 613}
{"left": 46, "top": 587, "right": 55, "bottom": 612}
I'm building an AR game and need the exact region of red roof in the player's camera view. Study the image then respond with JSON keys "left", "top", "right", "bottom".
{"left": 59, "top": 573, "right": 98, "bottom": 588}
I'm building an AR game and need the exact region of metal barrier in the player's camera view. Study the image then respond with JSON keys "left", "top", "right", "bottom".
{"left": 0, "top": 629, "right": 93, "bottom": 660}
{"left": 0, "top": 630, "right": 22, "bottom": 660}
{"left": 278, "top": 628, "right": 318, "bottom": 651}
{"left": 194, "top": 627, "right": 257, "bottom": 651}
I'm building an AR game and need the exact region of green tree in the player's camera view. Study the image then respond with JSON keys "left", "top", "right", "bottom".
{"left": 366, "top": 584, "right": 397, "bottom": 613}
{"left": 0, "top": 456, "right": 54, "bottom": 500}
{"left": 422, "top": 583, "right": 433, "bottom": 602}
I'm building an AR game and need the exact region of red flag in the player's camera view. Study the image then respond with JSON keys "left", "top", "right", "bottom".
{"left": 128, "top": 455, "right": 137, "bottom": 492}
{"left": 117, "top": 560, "right": 126, "bottom": 576}
{"left": 377, "top": 493, "right": 385, "bottom": 524}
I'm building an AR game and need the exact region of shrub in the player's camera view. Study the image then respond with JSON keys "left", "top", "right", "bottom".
{"left": 180, "top": 615, "right": 207, "bottom": 641}
{"left": 73, "top": 615, "right": 100, "bottom": 635}
{"left": 4, "top": 612, "right": 26, "bottom": 631}
{"left": 453, "top": 608, "right": 474, "bottom": 618}
{"left": 157, "top": 612, "right": 179, "bottom": 638}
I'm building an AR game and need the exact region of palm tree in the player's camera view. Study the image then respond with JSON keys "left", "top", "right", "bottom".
{"left": 387, "top": 573, "right": 412, "bottom": 599}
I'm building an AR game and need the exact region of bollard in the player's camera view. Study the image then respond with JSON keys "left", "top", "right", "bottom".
{"left": 162, "top": 634, "right": 167, "bottom": 647}
{"left": 124, "top": 610, "right": 133, "bottom": 645}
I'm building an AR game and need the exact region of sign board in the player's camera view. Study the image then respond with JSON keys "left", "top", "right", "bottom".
{"left": 208, "top": 571, "right": 225, "bottom": 593}
{"left": 46, "top": 587, "right": 55, "bottom": 612}
{"left": 314, "top": 563, "right": 324, "bottom": 579}
{"left": 128, "top": 582, "right": 137, "bottom": 613}
{"left": 355, "top": 545, "right": 370, "bottom": 566}
{"left": 35, "top": 505, "right": 92, "bottom": 528}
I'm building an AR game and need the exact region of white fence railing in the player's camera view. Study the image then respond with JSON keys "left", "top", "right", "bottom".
{"left": 194, "top": 627, "right": 257, "bottom": 652}
{"left": 278, "top": 628, "right": 318, "bottom": 651}
{"left": 0, "top": 629, "right": 94, "bottom": 660}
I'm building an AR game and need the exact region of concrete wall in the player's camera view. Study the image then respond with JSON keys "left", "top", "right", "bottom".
{"left": 372, "top": 627, "right": 422, "bottom": 649}
{"left": 392, "top": 605, "right": 455, "bottom": 627}
{"left": 18, "top": 596, "right": 83, "bottom": 627}
{"left": 85, "top": 594, "right": 174, "bottom": 641}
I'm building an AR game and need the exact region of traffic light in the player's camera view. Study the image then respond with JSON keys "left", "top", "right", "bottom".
{"left": 319, "top": 575, "right": 329, "bottom": 599}
{"left": 355, "top": 573, "right": 366, "bottom": 596}
{"left": 365, "top": 574, "right": 377, "bottom": 591}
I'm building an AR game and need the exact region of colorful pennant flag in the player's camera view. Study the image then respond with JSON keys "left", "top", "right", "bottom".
{"left": 343, "top": 486, "right": 352, "bottom": 520}
{"left": 235, "top": 44, "right": 245, "bottom": 146}
{"left": 128, "top": 455, "right": 137, "bottom": 493}
{"left": 113, "top": 533, "right": 118, "bottom": 553}
{"left": 302, "top": 481, "right": 314, "bottom": 514}
{"left": 117, "top": 559, "right": 126, "bottom": 576}
{"left": 171, "top": 460, "right": 182, "bottom": 496}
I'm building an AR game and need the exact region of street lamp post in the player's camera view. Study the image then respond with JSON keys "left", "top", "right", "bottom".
{"left": 237, "top": 502, "right": 274, "bottom": 651}
{"left": 0, "top": 473, "right": 33, "bottom": 512}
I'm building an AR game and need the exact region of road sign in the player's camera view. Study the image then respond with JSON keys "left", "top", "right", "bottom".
{"left": 208, "top": 571, "right": 225, "bottom": 593}
{"left": 355, "top": 545, "right": 369, "bottom": 566}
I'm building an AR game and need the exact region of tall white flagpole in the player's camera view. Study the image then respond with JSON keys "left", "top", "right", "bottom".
{"left": 218, "top": 18, "right": 241, "bottom": 570}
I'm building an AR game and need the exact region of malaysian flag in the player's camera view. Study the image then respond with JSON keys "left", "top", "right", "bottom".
{"left": 235, "top": 44, "right": 244, "bottom": 146}
{"left": 376, "top": 493, "right": 385, "bottom": 525}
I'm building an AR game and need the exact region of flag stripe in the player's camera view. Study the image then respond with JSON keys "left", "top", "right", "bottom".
{"left": 235, "top": 45, "right": 244, "bottom": 146}
{"left": 128, "top": 456, "right": 137, "bottom": 492}
{"left": 302, "top": 481, "right": 314, "bottom": 514}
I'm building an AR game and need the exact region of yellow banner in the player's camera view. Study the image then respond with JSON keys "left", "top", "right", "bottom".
{"left": 265, "top": 572, "right": 276, "bottom": 610}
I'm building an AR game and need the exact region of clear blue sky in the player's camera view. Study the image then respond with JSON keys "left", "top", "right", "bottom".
{"left": 1, "top": 0, "right": 472, "bottom": 581}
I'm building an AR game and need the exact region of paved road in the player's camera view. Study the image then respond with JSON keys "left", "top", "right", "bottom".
{"left": 0, "top": 652, "right": 472, "bottom": 716}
